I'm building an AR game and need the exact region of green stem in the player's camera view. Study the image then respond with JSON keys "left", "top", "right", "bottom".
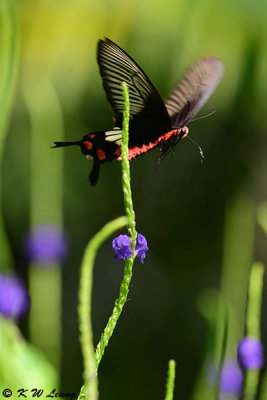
{"left": 94, "top": 255, "right": 135, "bottom": 371}
{"left": 164, "top": 360, "right": 176, "bottom": 400}
{"left": 246, "top": 262, "right": 264, "bottom": 340}
{"left": 78, "top": 216, "right": 127, "bottom": 400}
{"left": 221, "top": 195, "right": 254, "bottom": 359}
{"left": 243, "top": 262, "right": 264, "bottom": 400}
{"left": 95, "top": 82, "right": 137, "bottom": 370}
{"left": 24, "top": 78, "right": 64, "bottom": 370}
{"left": 0, "top": 0, "right": 19, "bottom": 270}
{"left": 121, "top": 82, "right": 137, "bottom": 241}
{"left": 257, "top": 202, "right": 267, "bottom": 237}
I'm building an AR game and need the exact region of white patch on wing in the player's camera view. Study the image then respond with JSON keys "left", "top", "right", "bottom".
{"left": 105, "top": 128, "right": 122, "bottom": 142}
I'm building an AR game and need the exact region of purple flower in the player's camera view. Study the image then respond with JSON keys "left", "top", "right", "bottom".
{"left": 135, "top": 233, "right": 149, "bottom": 264}
{"left": 238, "top": 337, "right": 264, "bottom": 369}
{"left": 220, "top": 360, "right": 243, "bottom": 397}
{"left": 0, "top": 274, "right": 30, "bottom": 319}
{"left": 24, "top": 224, "right": 68, "bottom": 265}
{"left": 112, "top": 235, "right": 133, "bottom": 262}
{"left": 112, "top": 233, "right": 149, "bottom": 263}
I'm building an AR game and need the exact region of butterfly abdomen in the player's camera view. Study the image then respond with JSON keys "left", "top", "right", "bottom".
{"left": 118, "top": 128, "right": 188, "bottom": 161}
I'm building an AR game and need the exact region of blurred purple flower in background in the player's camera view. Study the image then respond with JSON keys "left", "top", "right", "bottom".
{"left": 0, "top": 274, "right": 30, "bottom": 319}
{"left": 112, "top": 235, "right": 133, "bottom": 262}
{"left": 24, "top": 224, "right": 68, "bottom": 265}
{"left": 238, "top": 337, "right": 264, "bottom": 369}
{"left": 135, "top": 233, "right": 148, "bottom": 264}
{"left": 112, "top": 233, "right": 149, "bottom": 263}
{"left": 219, "top": 360, "right": 243, "bottom": 397}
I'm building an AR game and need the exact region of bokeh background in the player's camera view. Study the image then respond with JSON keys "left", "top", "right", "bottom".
{"left": 1, "top": 0, "right": 267, "bottom": 398}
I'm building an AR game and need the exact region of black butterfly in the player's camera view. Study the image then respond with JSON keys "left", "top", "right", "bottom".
{"left": 53, "top": 38, "right": 224, "bottom": 185}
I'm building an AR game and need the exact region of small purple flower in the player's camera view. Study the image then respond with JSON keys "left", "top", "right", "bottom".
{"left": 135, "top": 233, "right": 149, "bottom": 264}
{"left": 220, "top": 360, "right": 243, "bottom": 397}
{"left": 238, "top": 337, "right": 264, "bottom": 369}
{"left": 0, "top": 274, "right": 30, "bottom": 319}
{"left": 112, "top": 234, "right": 133, "bottom": 262}
{"left": 24, "top": 224, "right": 68, "bottom": 265}
{"left": 112, "top": 233, "right": 149, "bottom": 263}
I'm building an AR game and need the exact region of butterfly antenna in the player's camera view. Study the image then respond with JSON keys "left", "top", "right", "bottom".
{"left": 189, "top": 108, "right": 216, "bottom": 124}
{"left": 187, "top": 136, "right": 204, "bottom": 163}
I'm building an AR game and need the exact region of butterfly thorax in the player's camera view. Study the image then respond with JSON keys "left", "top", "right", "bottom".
{"left": 158, "top": 126, "right": 189, "bottom": 158}
{"left": 113, "top": 113, "right": 171, "bottom": 148}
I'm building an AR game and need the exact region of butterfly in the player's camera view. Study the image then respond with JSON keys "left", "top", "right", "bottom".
{"left": 53, "top": 38, "right": 224, "bottom": 185}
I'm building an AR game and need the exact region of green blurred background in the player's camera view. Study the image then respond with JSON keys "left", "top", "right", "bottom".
{"left": 2, "top": 0, "right": 267, "bottom": 398}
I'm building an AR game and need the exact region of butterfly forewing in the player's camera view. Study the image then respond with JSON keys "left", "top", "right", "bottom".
{"left": 97, "top": 38, "right": 171, "bottom": 132}
{"left": 165, "top": 57, "right": 224, "bottom": 128}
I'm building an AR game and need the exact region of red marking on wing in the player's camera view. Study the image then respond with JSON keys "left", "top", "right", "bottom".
{"left": 83, "top": 141, "right": 93, "bottom": 150}
{"left": 97, "top": 149, "right": 106, "bottom": 160}
{"left": 117, "top": 129, "right": 179, "bottom": 161}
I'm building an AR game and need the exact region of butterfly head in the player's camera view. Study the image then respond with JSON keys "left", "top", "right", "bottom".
{"left": 180, "top": 126, "right": 189, "bottom": 139}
